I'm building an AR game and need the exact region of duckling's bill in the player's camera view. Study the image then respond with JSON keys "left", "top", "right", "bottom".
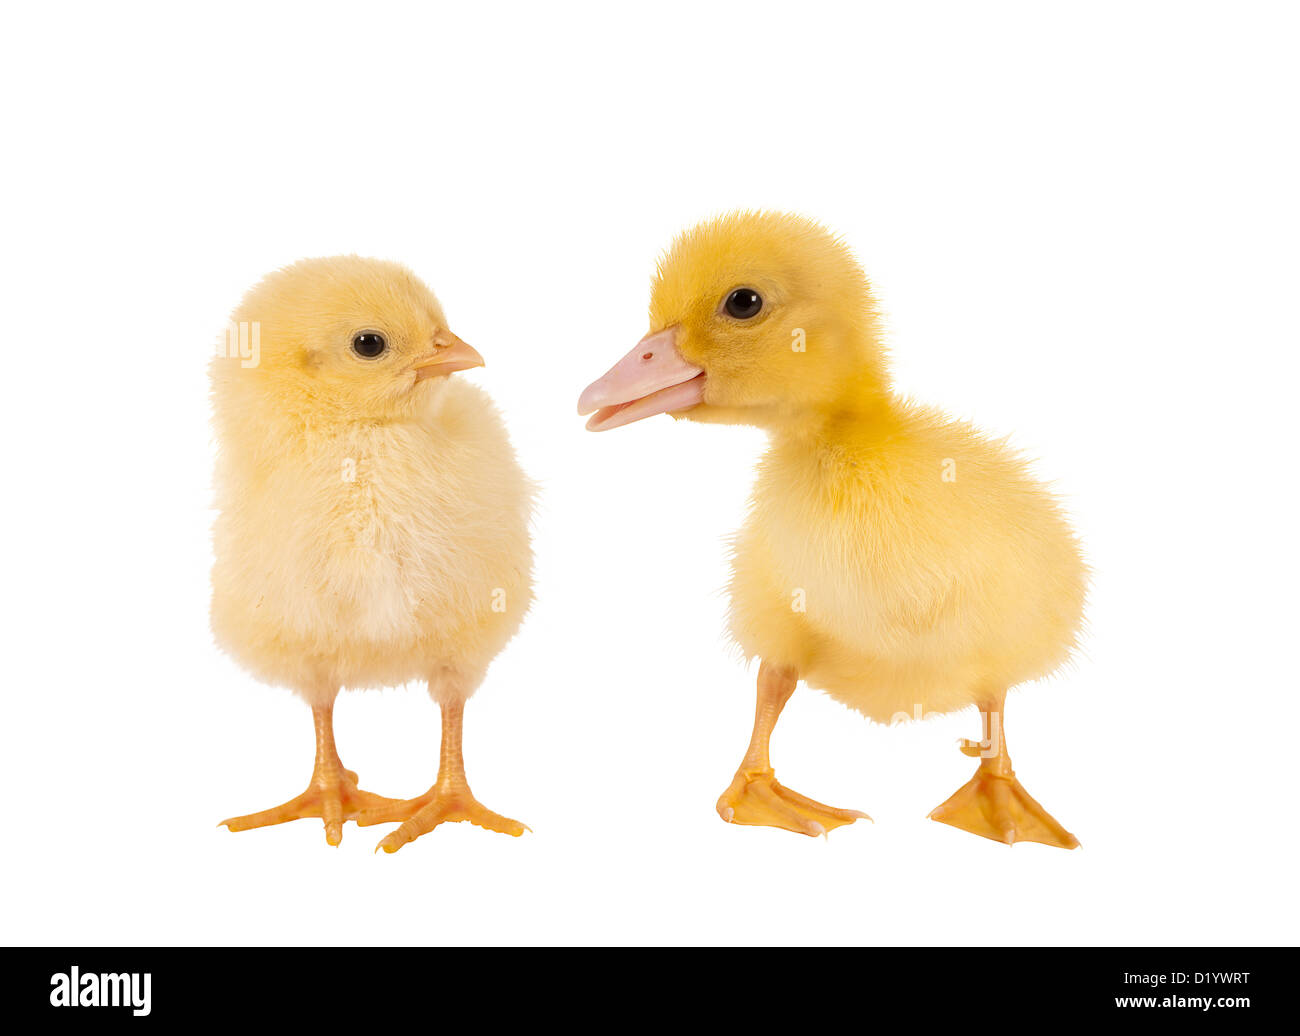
{"left": 578, "top": 327, "right": 705, "bottom": 431}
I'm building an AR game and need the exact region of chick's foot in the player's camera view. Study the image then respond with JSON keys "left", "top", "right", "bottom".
{"left": 929, "top": 768, "right": 1079, "bottom": 849}
{"left": 716, "top": 768, "right": 869, "bottom": 837}
{"left": 358, "top": 783, "right": 529, "bottom": 854}
{"left": 220, "top": 769, "right": 398, "bottom": 847}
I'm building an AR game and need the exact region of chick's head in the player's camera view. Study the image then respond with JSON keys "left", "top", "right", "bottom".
{"left": 579, "top": 212, "right": 887, "bottom": 431}
{"left": 216, "top": 256, "right": 482, "bottom": 423}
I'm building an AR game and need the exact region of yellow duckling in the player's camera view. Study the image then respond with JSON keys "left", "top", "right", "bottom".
{"left": 579, "top": 212, "right": 1085, "bottom": 848}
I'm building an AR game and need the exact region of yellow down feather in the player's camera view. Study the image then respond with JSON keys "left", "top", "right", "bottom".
{"left": 653, "top": 213, "right": 1087, "bottom": 722}
{"left": 210, "top": 257, "right": 534, "bottom": 706}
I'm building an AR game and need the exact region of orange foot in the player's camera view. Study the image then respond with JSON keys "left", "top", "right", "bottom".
{"left": 929, "top": 768, "right": 1079, "bottom": 849}
{"left": 357, "top": 783, "right": 529, "bottom": 854}
{"left": 221, "top": 769, "right": 398, "bottom": 847}
{"left": 716, "top": 768, "right": 869, "bottom": 837}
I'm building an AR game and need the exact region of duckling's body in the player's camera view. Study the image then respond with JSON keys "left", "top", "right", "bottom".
{"left": 731, "top": 403, "right": 1085, "bottom": 724}
{"left": 580, "top": 211, "right": 1085, "bottom": 848}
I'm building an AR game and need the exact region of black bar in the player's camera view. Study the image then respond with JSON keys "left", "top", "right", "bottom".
{"left": 2, "top": 947, "right": 1288, "bottom": 1025}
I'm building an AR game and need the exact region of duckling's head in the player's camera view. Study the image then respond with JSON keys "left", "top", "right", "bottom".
{"left": 214, "top": 256, "right": 484, "bottom": 424}
{"left": 579, "top": 212, "right": 887, "bottom": 431}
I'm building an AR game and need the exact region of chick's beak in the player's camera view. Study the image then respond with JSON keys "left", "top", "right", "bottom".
{"left": 412, "top": 332, "right": 485, "bottom": 382}
{"left": 577, "top": 327, "right": 705, "bottom": 432}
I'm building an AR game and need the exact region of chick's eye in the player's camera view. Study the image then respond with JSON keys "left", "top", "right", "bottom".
{"left": 351, "top": 332, "right": 387, "bottom": 358}
{"left": 724, "top": 288, "right": 763, "bottom": 320}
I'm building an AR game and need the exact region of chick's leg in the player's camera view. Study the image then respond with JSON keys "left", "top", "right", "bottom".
{"left": 220, "top": 699, "right": 397, "bottom": 847}
{"left": 929, "top": 691, "right": 1079, "bottom": 849}
{"left": 358, "top": 698, "right": 528, "bottom": 854}
{"left": 716, "top": 661, "right": 869, "bottom": 837}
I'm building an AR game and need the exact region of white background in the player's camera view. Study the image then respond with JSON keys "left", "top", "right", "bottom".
{"left": 2, "top": 1, "right": 1297, "bottom": 946}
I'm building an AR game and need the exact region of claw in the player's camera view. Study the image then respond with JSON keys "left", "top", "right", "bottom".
{"left": 959, "top": 738, "right": 987, "bottom": 758}
{"left": 367, "top": 784, "right": 528, "bottom": 854}
{"left": 716, "top": 769, "right": 867, "bottom": 837}
{"left": 931, "top": 768, "right": 1078, "bottom": 849}
{"left": 221, "top": 772, "right": 398, "bottom": 846}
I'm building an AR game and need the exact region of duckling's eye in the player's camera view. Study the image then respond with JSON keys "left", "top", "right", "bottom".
{"left": 351, "top": 331, "right": 387, "bottom": 358}
{"left": 724, "top": 288, "right": 763, "bottom": 320}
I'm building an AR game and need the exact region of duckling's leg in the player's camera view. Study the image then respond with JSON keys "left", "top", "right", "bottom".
{"left": 716, "top": 660, "right": 869, "bottom": 837}
{"left": 929, "top": 690, "right": 1080, "bottom": 849}
{"left": 221, "top": 696, "right": 398, "bottom": 846}
{"left": 357, "top": 695, "right": 528, "bottom": 854}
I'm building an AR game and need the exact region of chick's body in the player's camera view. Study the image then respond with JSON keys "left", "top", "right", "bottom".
{"left": 212, "top": 377, "right": 532, "bottom": 700}
{"left": 213, "top": 256, "right": 533, "bottom": 851}
{"left": 731, "top": 405, "right": 1085, "bottom": 724}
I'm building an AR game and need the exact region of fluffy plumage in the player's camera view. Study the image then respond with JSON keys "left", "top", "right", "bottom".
{"left": 212, "top": 256, "right": 533, "bottom": 849}
{"left": 658, "top": 213, "right": 1086, "bottom": 721}
{"left": 728, "top": 400, "right": 1086, "bottom": 724}
{"left": 211, "top": 257, "right": 533, "bottom": 702}
{"left": 581, "top": 211, "right": 1086, "bottom": 847}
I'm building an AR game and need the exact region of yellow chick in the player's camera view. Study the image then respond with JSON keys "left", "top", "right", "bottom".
{"left": 212, "top": 256, "right": 533, "bottom": 852}
{"left": 579, "top": 212, "right": 1085, "bottom": 848}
